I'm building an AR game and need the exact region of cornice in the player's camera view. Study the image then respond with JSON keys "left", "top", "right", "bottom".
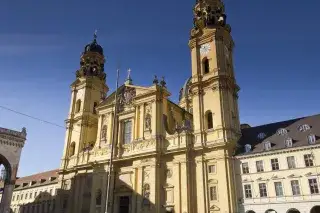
{"left": 236, "top": 144, "right": 320, "bottom": 160}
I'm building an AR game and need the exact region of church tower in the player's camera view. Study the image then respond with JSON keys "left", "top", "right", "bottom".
{"left": 61, "top": 33, "right": 108, "bottom": 169}
{"left": 188, "top": 0, "right": 241, "bottom": 212}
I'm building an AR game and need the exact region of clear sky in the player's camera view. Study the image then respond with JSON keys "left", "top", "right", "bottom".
{"left": 0, "top": 0, "right": 319, "bottom": 177}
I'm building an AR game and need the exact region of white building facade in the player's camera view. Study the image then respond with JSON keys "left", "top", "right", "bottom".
{"left": 235, "top": 115, "right": 320, "bottom": 213}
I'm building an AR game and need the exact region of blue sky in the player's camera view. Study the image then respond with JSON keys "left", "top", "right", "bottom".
{"left": 0, "top": 0, "right": 319, "bottom": 177}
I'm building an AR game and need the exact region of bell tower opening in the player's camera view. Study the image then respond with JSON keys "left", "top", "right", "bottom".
{"left": 203, "top": 58, "right": 210, "bottom": 74}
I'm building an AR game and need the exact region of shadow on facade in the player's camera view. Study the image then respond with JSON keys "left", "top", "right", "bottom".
{"left": 18, "top": 168, "right": 158, "bottom": 213}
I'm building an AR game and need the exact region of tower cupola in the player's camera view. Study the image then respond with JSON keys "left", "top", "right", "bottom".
{"left": 76, "top": 31, "right": 106, "bottom": 81}
{"left": 191, "top": 0, "right": 231, "bottom": 37}
{"left": 83, "top": 33, "right": 104, "bottom": 55}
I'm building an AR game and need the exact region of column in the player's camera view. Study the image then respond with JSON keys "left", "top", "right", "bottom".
{"left": 0, "top": 183, "right": 14, "bottom": 213}
{"left": 173, "top": 162, "right": 181, "bottom": 213}
{"left": 180, "top": 160, "right": 188, "bottom": 213}
{"left": 135, "top": 166, "right": 143, "bottom": 213}
{"left": 134, "top": 106, "right": 140, "bottom": 139}
{"left": 139, "top": 104, "right": 145, "bottom": 139}
{"left": 89, "top": 174, "right": 98, "bottom": 213}
{"left": 149, "top": 164, "right": 156, "bottom": 213}
{"left": 151, "top": 101, "right": 157, "bottom": 136}
{"left": 195, "top": 157, "right": 207, "bottom": 213}
{"left": 100, "top": 171, "right": 108, "bottom": 213}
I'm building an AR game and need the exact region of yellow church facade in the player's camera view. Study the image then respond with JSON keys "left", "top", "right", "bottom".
{"left": 57, "top": 0, "right": 239, "bottom": 213}
{"left": 2, "top": 1, "right": 320, "bottom": 213}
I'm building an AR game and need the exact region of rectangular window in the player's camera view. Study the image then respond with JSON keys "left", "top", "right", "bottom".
{"left": 242, "top": 162, "right": 249, "bottom": 174}
{"left": 123, "top": 120, "right": 132, "bottom": 144}
{"left": 291, "top": 180, "right": 301, "bottom": 195}
{"left": 17, "top": 195, "right": 19, "bottom": 200}
{"left": 271, "top": 158, "right": 279, "bottom": 171}
{"left": 244, "top": 184, "right": 252, "bottom": 198}
{"left": 259, "top": 183, "right": 268, "bottom": 197}
{"left": 50, "top": 189, "right": 53, "bottom": 195}
{"left": 287, "top": 156, "right": 296, "bottom": 169}
{"left": 256, "top": 160, "right": 264, "bottom": 172}
{"left": 34, "top": 192, "right": 37, "bottom": 198}
{"left": 274, "top": 182, "right": 283, "bottom": 196}
{"left": 209, "top": 186, "right": 217, "bottom": 201}
{"left": 208, "top": 165, "right": 216, "bottom": 174}
{"left": 304, "top": 154, "right": 314, "bottom": 167}
{"left": 309, "top": 178, "right": 319, "bottom": 194}
{"left": 12, "top": 195, "right": 15, "bottom": 201}
{"left": 29, "top": 192, "right": 32, "bottom": 199}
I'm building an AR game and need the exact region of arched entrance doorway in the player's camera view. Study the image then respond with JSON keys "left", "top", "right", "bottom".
{"left": 310, "top": 206, "right": 320, "bottom": 213}
{"left": 0, "top": 127, "right": 26, "bottom": 213}
{"left": 287, "top": 209, "right": 300, "bottom": 213}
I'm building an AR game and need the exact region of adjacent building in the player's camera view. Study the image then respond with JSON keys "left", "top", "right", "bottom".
{"left": 235, "top": 115, "right": 320, "bottom": 213}
{"left": 1, "top": 0, "right": 320, "bottom": 213}
{"left": 9, "top": 170, "right": 59, "bottom": 213}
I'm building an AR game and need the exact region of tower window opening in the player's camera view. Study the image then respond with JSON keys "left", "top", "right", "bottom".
{"left": 203, "top": 58, "right": 210, "bottom": 74}
{"left": 206, "top": 111, "right": 213, "bottom": 130}
{"left": 93, "top": 102, "right": 98, "bottom": 114}
{"left": 76, "top": 100, "right": 81, "bottom": 113}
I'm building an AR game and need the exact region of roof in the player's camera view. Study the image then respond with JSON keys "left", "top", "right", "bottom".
{"left": 14, "top": 169, "right": 59, "bottom": 190}
{"left": 236, "top": 114, "right": 320, "bottom": 156}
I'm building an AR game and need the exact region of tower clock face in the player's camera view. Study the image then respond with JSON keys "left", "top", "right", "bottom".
{"left": 200, "top": 43, "right": 211, "bottom": 56}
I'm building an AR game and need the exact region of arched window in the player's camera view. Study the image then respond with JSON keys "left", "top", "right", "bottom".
{"left": 310, "top": 206, "right": 320, "bottom": 213}
{"left": 96, "top": 189, "right": 102, "bottom": 206}
{"left": 76, "top": 100, "right": 81, "bottom": 113}
{"left": 93, "top": 102, "right": 98, "bottom": 114}
{"left": 265, "top": 210, "right": 277, "bottom": 213}
{"left": 69, "top": 142, "right": 76, "bottom": 156}
{"left": 203, "top": 58, "right": 210, "bottom": 74}
{"left": 206, "top": 111, "right": 213, "bottom": 129}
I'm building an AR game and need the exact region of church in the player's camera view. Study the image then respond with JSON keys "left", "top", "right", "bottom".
{"left": 1, "top": 0, "right": 320, "bottom": 213}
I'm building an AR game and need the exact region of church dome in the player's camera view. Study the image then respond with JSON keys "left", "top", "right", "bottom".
{"left": 83, "top": 33, "right": 103, "bottom": 55}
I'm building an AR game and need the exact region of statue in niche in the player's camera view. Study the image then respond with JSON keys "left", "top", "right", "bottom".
{"left": 145, "top": 114, "right": 151, "bottom": 131}
{"left": 166, "top": 169, "right": 173, "bottom": 179}
{"left": 143, "top": 183, "right": 151, "bottom": 206}
{"left": 101, "top": 125, "right": 107, "bottom": 142}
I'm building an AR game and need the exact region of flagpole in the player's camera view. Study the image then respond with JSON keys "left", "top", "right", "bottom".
{"left": 105, "top": 68, "right": 120, "bottom": 213}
